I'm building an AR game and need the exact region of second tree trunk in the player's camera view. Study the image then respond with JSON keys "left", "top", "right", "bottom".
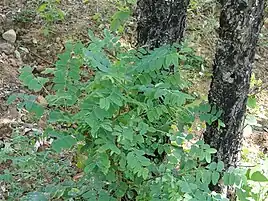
{"left": 136, "top": 0, "right": 190, "bottom": 49}
{"left": 204, "top": 0, "right": 265, "bottom": 169}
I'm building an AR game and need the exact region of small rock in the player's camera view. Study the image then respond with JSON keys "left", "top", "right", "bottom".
{"left": 0, "top": 42, "right": 15, "bottom": 54}
{"left": 2, "top": 29, "right": 17, "bottom": 43}
{"left": 35, "top": 65, "right": 46, "bottom": 73}
{"left": 32, "top": 38, "right": 38, "bottom": 44}
{"left": 19, "top": 46, "right": 29, "bottom": 53}
{"left": 14, "top": 50, "right": 21, "bottom": 60}
{"left": 56, "top": 37, "right": 61, "bottom": 43}
{"left": 255, "top": 54, "right": 261, "bottom": 61}
{"left": 98, "top": 24, "right": 105, "bottom": 29}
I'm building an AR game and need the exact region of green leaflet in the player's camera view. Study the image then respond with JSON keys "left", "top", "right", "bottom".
{"left": 250, "top": 171, "right": 268, "bottom": 182}
{"left": 51, "top": 135, "right": 77, "bottom": 153}
{"left": 111, "top": 9, "right": 131, "bottom": 32}
{"left": 19, "top": 66, "right": 49, "bottom": 92}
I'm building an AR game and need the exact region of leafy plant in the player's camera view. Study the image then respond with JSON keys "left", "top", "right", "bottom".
{"left": 37, "top": 0, "right": 65, "bottom": 35}
{"left": 37, "top": 0, "right": 65, "bottom": 23}
{"left": 236, "top": 161, "right": 268, "bottom": 201}
{"left": 0, "top": 131, "right": 78, "bottom": 200}
{"left": 110, "top": 0, "right": 137, "bottom": 33}
{"left": 6, "top": 29, "right": 267, "bottom": 200}
{"left": 111, "top": 7, "right": 131, "bottom": 32}
{"left": 13, "top": 9, "right": 36, "bottom": 24}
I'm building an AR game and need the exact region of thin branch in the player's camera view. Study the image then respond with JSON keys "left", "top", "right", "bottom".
{"left": 29, "top": 50, "right": 54, "bottom": 65}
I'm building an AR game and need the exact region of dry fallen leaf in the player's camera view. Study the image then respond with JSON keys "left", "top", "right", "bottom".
{"left": 73, "top": 172, "right": 84, "bottom": 181}
{"left": 36, "top": 95, "right": 48, "bottom": 107}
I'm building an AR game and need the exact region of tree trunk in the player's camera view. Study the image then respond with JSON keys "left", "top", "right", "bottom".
{"left": 136, "top": 0, "right": 190, "bottom": 49}
{"left": 204, "top": 0, "right": 265, "bottom": 169}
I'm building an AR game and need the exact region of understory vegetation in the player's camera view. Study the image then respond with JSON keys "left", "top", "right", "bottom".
{"left": 0, "top": 0, "right": 267, "bottom": 200}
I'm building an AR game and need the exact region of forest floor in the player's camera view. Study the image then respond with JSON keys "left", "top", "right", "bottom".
{"left": 0, "top": 0, "right": 268, "bottom": 199}
{"left": 0, "top": 0, "right": 120, "bottom": 140}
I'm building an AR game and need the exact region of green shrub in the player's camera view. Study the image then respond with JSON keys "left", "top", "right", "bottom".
{"left": 37, "top": 0, "right": 65, "bottom": 23}
{"left": 0, "top": 131, "right": 77, "bottom": 199}
{"left": 6, "top": 29, "right": 268, "bottom": 200}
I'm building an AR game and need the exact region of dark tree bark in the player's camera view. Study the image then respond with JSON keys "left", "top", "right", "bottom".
{"left": 204, "top": 0, "right": 265, "bottom": 170}
{"left": 136, "top": 0, "right": 190, "bottom": 49}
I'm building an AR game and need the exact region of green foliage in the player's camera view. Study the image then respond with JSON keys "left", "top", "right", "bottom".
{"left": 111, "top": 8, "right": 131, "bottom": 32}
{"left": 8, "top": 29, "right": 267, "bottom": 200}
{"left": 245, "top": 73, "right": 264, "bottom": 137}
{"left": 191, "top": 103, "right": 225, "bottom": 130}
{"left": 235, "top": 161, "right": 268, "bottom": 201}
{"left": 110, "top": 0, "right": 136, "bottom": 32}
{"left": 19, "top": 66, "right": 50, "bottom": 92}
{"left": 7, "top": 93, "right": 45, "bottom": 118}
{"left": 0, "top": 131, "right": 118, "bottom": 200}
{"left": 13, "top": 9, "right": 36, "bottom": 23}
{"left": 36, "top": 0, "right": 65, "bottom": 36}
{"left": 247, "top": 96, "right": 257, "bottom": 109}
{"left": 37, "top": 0, "right": 65, "bottom": 23}
{"left": 0, "top": 131, "right": 78, "bottom": 200}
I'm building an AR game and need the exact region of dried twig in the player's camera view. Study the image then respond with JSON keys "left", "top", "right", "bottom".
{"left": 29, "top": 50, "right": 54, "bottom": 65}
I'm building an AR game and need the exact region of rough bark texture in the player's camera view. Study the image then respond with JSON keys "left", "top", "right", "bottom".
{"left": 136, "top": 0, "right": 190, "bottom": 49}
{"left": 204, "top": 0, "right": 265, "bottom": 170}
